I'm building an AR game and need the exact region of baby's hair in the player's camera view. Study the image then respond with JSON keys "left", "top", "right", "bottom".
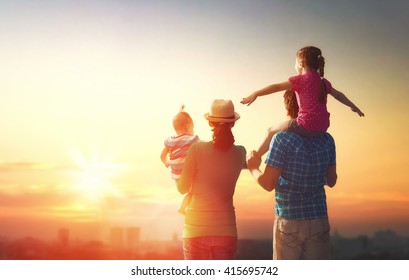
{"left": 297, "top": 46, "right": 327, "bottom": 103}
{"left": 173, "top": 105, "right": 193, "bottom": 131}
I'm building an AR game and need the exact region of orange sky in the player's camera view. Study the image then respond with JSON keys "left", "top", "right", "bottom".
{"left": 0, "top": 0, "right": 408, "bottom": 241}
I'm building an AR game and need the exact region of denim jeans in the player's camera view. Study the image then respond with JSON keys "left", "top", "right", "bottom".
{"left": 273, "top": 216, "right": 331, "bottom": 260}
{"left": 183, "top": 236, "right": 238, "bottom": 260}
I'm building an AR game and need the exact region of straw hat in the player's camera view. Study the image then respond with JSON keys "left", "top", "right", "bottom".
{"left": 204, "top": 99, "right": 240, "bottom": 122}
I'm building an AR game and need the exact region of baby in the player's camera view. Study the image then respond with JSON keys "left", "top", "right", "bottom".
{"left": 161, "top": 106, "right": 199, "bottom": 214}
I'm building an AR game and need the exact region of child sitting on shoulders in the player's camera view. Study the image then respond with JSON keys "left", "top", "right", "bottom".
{"left": 241, "top": 46, "right": 364, "bottom": 157}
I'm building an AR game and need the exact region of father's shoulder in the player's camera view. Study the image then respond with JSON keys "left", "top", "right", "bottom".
{"left": 275, "top": 131, "right": 335, "bottom": 144}
{"left": 272, "top": 131, "right": 303, "bottom": 149}
{"left": 274, "top": 131, "right": 302, "bottom": 141}
{"left": 314, "top": 132, "right": 336, "bottom": 148}
{"left": 323, "top": 132, "right": 335, "bottom": 143}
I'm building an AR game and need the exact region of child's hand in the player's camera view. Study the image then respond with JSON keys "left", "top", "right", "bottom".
{"left": 352, "top": 107, "right": 365, "bottom": 117}
{"left": 241, "top": 93, "right": 257, "bottom": 106}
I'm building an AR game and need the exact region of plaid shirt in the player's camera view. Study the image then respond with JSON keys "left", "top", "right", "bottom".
{"left": 265, "top": 131, "right": 336, "bottom": 220}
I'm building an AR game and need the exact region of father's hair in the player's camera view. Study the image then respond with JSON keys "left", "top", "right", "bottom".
{"left": 284, "top": 90, "right": 299, "bottom": 119}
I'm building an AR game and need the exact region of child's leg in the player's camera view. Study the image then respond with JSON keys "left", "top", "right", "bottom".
{"left": 288, "top": 119, "right": 325, "bottom": 138}
{"left": 255, "top": 120, "right": 290, "bottom": 157}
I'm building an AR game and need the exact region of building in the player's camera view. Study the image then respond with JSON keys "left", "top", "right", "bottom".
{"left": 126, "top": 227, "right": 140, "bottom": 249}
{"left": 110, "top": 227, "right": 124, "bottom": 249}
{"left": 58, "top": 228, "right": 70, "bottom": 247}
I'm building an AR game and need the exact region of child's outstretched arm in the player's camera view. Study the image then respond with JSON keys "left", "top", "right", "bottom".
{"left": 160, "top": 147, "right": 170, "bottom": 168}
{"left": 329, "top": 88, "right": 365, "bottom": 117}
{"left": 241, "top": 81, "right": 292, "bottom": 106}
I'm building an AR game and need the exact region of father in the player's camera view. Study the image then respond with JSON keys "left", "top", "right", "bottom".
{"left": 246, "top": 91, "right": 337, "bottom": 260}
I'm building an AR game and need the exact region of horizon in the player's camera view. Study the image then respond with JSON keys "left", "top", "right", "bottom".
{"left": 1, "top": 224, "right": 407, "bottom": 243}
{"left": 0, "top": 0, "right": 408, "bottom": 244}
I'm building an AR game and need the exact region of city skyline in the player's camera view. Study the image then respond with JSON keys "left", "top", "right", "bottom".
{"left": 2, "top": 223, "right": 409, "bottom": 243}
{"left": 0, "top": 0, "right": 408, "bottom": 241}
{"left": 1, "top": 226, "right": 408, "bottom": 260}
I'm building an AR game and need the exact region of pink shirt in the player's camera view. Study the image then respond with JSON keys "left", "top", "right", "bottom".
{"left": 289, "top": 72, "right": 332, "bottom": 132}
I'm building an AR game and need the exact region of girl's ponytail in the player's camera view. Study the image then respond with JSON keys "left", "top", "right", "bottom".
{"left": 318, "top": 55, "right": 327, "bottom": 103}
{"left": 318, "top": 55, "right": 325, "bottom": 78}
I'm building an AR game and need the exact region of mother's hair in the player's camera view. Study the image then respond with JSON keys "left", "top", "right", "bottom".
{"left": 209, "top": 121, "right": 235, "bottom": 152}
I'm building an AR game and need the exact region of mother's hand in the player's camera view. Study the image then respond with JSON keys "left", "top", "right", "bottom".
{"left": 246, "top": 150, "right": 262, "bottom": 171}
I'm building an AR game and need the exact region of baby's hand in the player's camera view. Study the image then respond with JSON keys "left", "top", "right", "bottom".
{"left": 241, "top": 93, "right": 257, "bottom": 106}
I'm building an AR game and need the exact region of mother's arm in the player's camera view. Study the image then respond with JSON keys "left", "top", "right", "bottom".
{"left": 176, "top": 145, "right": 196, "bottom": 194}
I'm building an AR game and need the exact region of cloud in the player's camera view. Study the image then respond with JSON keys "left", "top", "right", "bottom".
{"left": 0, "top": 190, "right": 76, "bottom": 209}
{"left": 328, "top": 191, "right": 409, "bottom": 203}
{"left": 0, "top": 161, "right": 56, "bottom": 172}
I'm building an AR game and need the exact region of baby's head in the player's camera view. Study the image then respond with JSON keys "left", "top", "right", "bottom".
{"left": 173, "top": 105, "right": 194, "bottom": 135}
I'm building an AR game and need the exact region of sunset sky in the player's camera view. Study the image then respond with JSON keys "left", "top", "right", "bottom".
{"left": 0, "top": 0, "right": 408, "bottom": 242}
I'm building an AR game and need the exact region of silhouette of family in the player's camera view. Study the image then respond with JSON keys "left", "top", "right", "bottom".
{"left": 161, "top": 46, "right": 364, "bottom": 260}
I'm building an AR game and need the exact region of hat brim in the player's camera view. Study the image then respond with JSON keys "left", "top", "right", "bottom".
{"left": 204, "top": 112, "right": 240, "bottom": 122}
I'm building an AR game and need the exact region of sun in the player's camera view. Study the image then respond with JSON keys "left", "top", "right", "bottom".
{"left": 76, "top": 161, "right": 113, "bottom": 195}
{"left": 71, "top": 150, "right": 123, "bottom": 201}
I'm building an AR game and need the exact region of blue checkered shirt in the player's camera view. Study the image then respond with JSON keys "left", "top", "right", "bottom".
{"left": 265, "top": 131, "right": 336, "bottom": 220}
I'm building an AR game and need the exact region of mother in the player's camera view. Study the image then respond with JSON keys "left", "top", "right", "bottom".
{"left": 176, "top": 99, "right": 246, "bottom": 260}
